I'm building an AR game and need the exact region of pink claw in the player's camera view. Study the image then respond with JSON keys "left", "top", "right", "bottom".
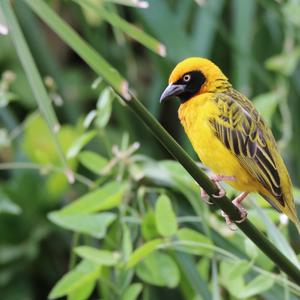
{"left": 221, "top": 192, "right": 249, "bottom": 226}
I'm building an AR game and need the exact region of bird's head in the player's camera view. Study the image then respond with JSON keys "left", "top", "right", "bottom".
{"left": 160, "top": 57, "right": 230, "bottom": 103}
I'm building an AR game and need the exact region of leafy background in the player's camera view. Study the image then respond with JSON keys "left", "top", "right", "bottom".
{"left": 1, "top": 0, "right": 300, "bottom": 299}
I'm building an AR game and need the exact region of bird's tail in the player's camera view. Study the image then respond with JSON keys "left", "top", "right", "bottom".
{"left": 261, "top": 193, "right": 300, "bottom": 234}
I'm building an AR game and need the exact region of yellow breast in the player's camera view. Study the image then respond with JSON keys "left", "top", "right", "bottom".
{"left": 178, "top": 95, "right": 259, "bottom": 192}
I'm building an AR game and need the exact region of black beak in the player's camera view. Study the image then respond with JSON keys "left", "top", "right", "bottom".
{"left": 160, "top": 83, "right": 186, "bottom": 102}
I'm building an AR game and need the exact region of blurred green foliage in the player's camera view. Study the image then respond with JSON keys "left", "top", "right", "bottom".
{"left": 1, "top": 0, "right": 300, "bottom": 299}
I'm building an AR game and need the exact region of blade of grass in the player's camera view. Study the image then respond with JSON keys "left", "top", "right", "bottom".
{"left": 192, "top": 0, "right": 225, "bottom": 56}
{"left": 103, "top": 0, "right": 149, "bottom": 9}
{"left": 74, "top": 0, "right": 166, "bottom": 57}
{"left": 0, "top": 0, "right": 72, "bottom": 181}
{"left": 251, "top": 199, "right": 300, "bottom": 269}
{"left": 174, "top": 252, "right": 211, "bottom": 300}
{"left": 212, "top": 257, "right": 221, "bottom": 300}
{"left": 25, "top": 0, "right": 130, "bottom": 100}
{"left": 24, "top": 0, "right": 300, "bottom": 284}
{"left": 231, "top": 0, "right": 256, "bottom": 93}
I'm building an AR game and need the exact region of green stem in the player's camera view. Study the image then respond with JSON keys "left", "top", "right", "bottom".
{"left": 125, "top": 94, "right": 300, "bottom": 284}
{"left": 69, "top": 233, "right": 80, "bottom": 270}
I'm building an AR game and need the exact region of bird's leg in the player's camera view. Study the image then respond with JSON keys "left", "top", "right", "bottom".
{"left": 200, "top": 174, "right": 235, "bottom": 204}
{"left": 210, "top": 174, "right": 235, "bottom": 198}
{"left": 233, "top": 192, "right": 249, "bottom": 223}
{"left": 200, "top": 187, "right": 213, "bottom": 204}
{"left": 221, "top": 192, "right": 249, "bottom": 228}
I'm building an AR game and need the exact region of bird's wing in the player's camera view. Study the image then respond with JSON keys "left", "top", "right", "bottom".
{"left": 209, "top": 91, "right": 284, "bottom": 206}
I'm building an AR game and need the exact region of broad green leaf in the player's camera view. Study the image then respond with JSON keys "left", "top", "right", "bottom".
{"left": 48, "top": 212, "right": 116, "bottom": 238}
{"left": 177, "top": 228, "right": 213, "bottom": 256}
{"left": 79, "top": 151, "right": 108, "bottom": 174}
{"left": 141, "top": 211, "right": 159, "bottom": 241}
{"left": 223, "top": 260, "right": 251, "bottom": 281}
{"left": 220, "top": 260, "right": 253, "bottom": 298}
{"left": 238, "top": 274, "right": 274, "bottom": 298}
{"left": 23, "top": 114, "right": 80, "bottom": 166}
{"left": 67, "top": 130, "right": 97, "bottom": 159}
{"left": 127, "top": 239, "right": 163, "bottom": 268}
{"left": 67, "top": 278, "right": 95, "bottom": 300}
{"left": 95, "top": 87, "right": 113, "bottom": 128}
{"left": 136, "top": 251, "right": 180, "bottom": 288}
{"left": 155, "top": 194, "right": 177, "bottom": 237}
{"left": 49, "top": 259, "right": 100, "bottom": 299}
{"left": 60, "top": 181, "right": 125, "bottom": 215}
{"left": 75, "top": 246, "right": 120, "bottom": 266}
{"left": 122, "top": 283, "right": 143, "bottom": 300}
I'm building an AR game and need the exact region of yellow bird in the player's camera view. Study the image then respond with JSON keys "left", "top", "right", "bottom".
{"left": 160, "top": 57, "right": 300, "bottom": 232}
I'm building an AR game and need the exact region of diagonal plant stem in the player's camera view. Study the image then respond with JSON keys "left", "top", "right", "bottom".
{"left": 17, "top": 0, "right": 300, "bottom": 284}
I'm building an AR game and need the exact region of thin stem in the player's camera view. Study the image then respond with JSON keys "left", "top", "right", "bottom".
{"left": 0, "top": 162, "right": 95, "bottom": 188}
{"left": 69, "top": 233, "right": 80, "bottom": 270}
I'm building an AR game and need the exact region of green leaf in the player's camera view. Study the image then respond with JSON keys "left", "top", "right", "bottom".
{"left": 253, "top": 201, "right": 300, "bottom": 269}
{"left": 155, "top": 194, "right": 177, "bottom": 237}
{"left": 141, "top": 211, "right": 159, "bottom": 241}
{"left": 48, "top": 212, "right": 116, "bottom": 238}
{"left": 122, "top": 224, "right": 132, "bottom": 261}
{"left": 177, "top": 228, "right": 213, "bottom": 256}
{"left": 0, "top": 196, "right": 21, "bottom": 215}
{"left": 220, "top": 260, "right": 252, "bottom": 298}
{"left": 95, "top": 87, "right": 114, "bottom": 128}
{"left": 74, "top": 246, "right": 120, "bottom": 266}
{"left": 127, "top": 238, "right": 163, "bottom": 268}
{"left": 253, "top": 91, "right": 280, "bottom": 125}
{"left": 25, "top": 0, "right": 130, "bottom": 99}
{"left": 48, "top": 259, "right": 100, "bottom": 300}
{"left": 136, "top": 251, "right": 180, "bottom": 288}
{"left": 76, "top": 0, "right": 166, "bottom": 57}
{"left": 67, "top": 279, "right": 95, "bottom": 300}
{"left": 265, "top": 47, "right": 300, "bottom": 76}
{"left": 122, "top": 283, "right": 143, "bottom": 300}
{"left": 238, "top": 274, "right": 274, "bottom": 298}
{"left": 67, "top": 130, "right": 97, "bottom": 159}
{"left": 244, "top": 239, "right": 258, "bottom": 260}
{"left": 60, "top": 181, "right": 125, "bottom": 215}
{"left": 79, "top": 151, "right": 108, "bottom": 174}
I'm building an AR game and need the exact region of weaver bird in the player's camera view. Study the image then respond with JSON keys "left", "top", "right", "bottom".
{"left": 160, "top": 57, "right": 300, "bottom": 232}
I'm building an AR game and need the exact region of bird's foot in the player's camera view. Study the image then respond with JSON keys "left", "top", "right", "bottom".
{"left": 200, "top": 187, "right": 213, "bottom": 204}
{"left": 200, "top": 174, "right": 235, "bottom": 204}
{"left": 220, "top": 192, "right": 249, "bottom": 229}
{"left": 210, "top": 174, "right": 235, "bottom": 198}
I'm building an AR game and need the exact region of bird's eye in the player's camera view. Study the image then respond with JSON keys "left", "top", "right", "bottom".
{"left": 183, "top": 74, "right": 191, "bottom": 82}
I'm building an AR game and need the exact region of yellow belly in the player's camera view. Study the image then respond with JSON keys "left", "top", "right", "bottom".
{"left": 178, "top": 96, "right": 259, "bottom": 193}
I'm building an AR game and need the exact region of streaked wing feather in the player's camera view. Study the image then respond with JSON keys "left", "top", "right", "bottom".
{"left": 210, "top": 92, "right": 284, "bottom": 206}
